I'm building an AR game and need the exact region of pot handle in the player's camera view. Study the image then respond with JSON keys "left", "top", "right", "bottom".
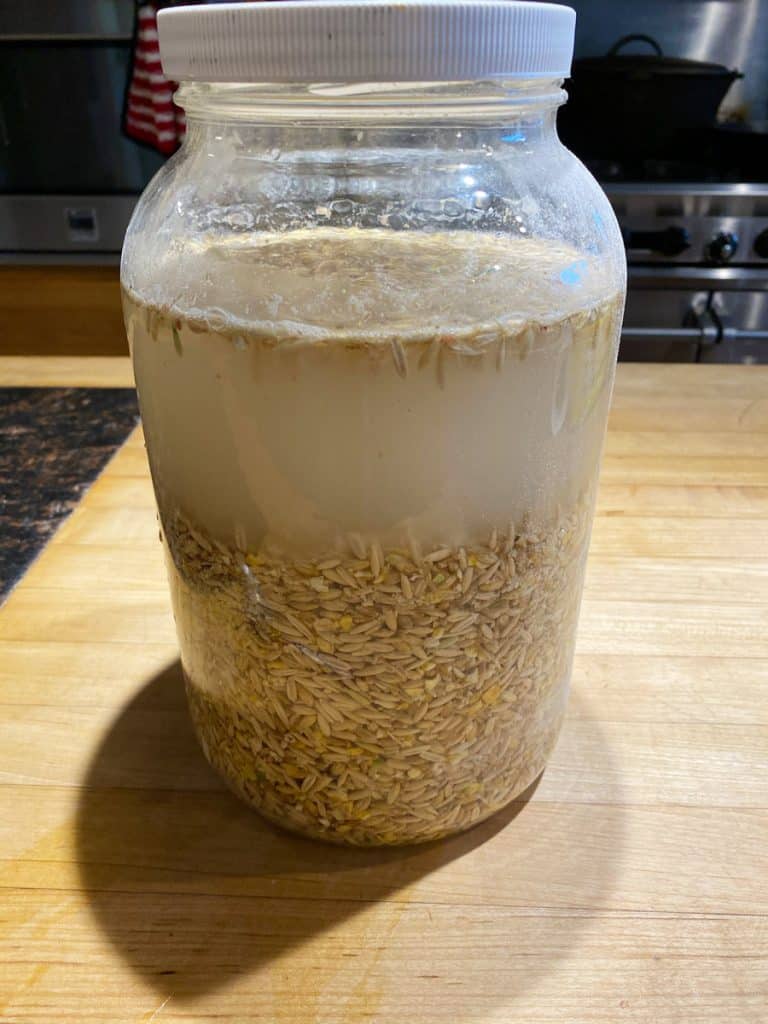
{"left": 607, "top": 34, "right": 663, "bottom": 57}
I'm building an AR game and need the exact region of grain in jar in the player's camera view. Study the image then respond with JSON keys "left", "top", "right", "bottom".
{"left": 123, "top": 227, "right": 622, "bottom": 844}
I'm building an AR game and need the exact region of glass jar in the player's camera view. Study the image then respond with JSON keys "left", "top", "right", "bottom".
{"left": 121, "top": 1, "right": 625, "bottom": 845}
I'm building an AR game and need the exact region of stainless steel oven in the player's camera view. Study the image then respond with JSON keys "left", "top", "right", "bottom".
{"left": 611, "top": 185, "right": 768, "bottom": 364}
{"left": 0, "top": 0, "right": 163, "bottom": 262}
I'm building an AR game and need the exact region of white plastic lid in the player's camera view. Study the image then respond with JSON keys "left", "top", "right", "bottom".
{"left": 157, "top": 1, "right": 576, "bottom": 84}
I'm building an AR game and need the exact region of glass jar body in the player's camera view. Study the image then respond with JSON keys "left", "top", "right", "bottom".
{"left": 122, "top": 81, "right": 626, "bottom": 845}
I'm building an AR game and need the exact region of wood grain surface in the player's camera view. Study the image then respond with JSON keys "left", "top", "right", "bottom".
{"left": 0, "top": 359, "right": 766, "bottom": 1023}
{"left": 0, "top": 268, "right": 127, "bottom": 358}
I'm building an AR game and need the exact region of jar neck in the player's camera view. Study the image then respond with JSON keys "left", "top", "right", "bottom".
{"left": 175, "top": 79, "right": 566, "bottom": 127}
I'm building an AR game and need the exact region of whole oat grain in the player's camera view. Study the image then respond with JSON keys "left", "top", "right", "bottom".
{"left": 124, "top": 229, "right": 622, "bottom": 845}
{"left": 166, "top": 500, "right": 590, "bottom": 845}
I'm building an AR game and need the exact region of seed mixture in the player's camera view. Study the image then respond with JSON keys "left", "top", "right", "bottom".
{"left": 125, "top": 228, "right": 622, "bottom": 845}
{"left": 165, "top": 500, "right": 591, "bottom": 845}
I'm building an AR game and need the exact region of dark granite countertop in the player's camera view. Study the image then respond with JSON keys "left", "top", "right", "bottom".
{"left": 0, "top": 387, "right": 140, "bottom": 601}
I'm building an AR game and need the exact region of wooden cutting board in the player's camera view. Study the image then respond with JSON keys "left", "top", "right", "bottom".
{"left": 1, "top": 358, "right": 766, "bottom": 1023}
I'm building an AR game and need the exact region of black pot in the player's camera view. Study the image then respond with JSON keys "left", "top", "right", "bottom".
{"left": 559, "top": 34, "right": 742, "bottom": 162}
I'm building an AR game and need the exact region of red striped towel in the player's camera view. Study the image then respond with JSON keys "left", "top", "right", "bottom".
{"left": 124, "top": 3, "right": 185, "bottom": 155}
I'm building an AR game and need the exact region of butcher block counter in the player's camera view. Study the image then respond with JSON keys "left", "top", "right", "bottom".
{"left": 0, "top": 357, "right": 766, "bottom": 1023}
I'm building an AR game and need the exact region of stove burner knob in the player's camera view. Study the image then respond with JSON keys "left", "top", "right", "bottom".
{"left": 705, "top": 231, "right": 739, "bottom": 264}
{"left": 753, "top": 229, "right": 768, "bottom": 258}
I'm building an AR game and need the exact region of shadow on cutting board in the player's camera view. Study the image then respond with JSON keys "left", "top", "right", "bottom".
{"left": 75, "top": 659, "right": 626, "bottom": 1011}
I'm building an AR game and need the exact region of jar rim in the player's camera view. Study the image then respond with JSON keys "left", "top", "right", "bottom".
{"left": 175, "top": 79, "right": 567, "bottom": 123}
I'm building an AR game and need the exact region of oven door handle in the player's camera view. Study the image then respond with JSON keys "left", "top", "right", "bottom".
{"left": 720, "top": 327, "right": 768, "bottom": 343}
{"left": 621, "top": 325, "right": 768, "bottom": 343}
{"left": 620, "top": 326, "right": 718, "bottom": 343}
{"left": 628, "top": 266, "right": 768, "bottom": 292}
